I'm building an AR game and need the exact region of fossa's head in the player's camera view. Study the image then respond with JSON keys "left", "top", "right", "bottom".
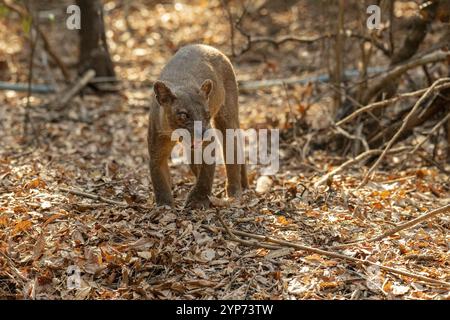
{"left": 153, "top": 80, "right": 213, "bottom": 139}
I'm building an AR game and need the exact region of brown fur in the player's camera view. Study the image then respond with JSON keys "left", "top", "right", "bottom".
{"left": 148, "top": 44, "right": 248, "bottom": 208}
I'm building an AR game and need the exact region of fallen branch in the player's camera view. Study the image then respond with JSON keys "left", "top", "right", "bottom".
{"left": 337, "top": 82, "right": 450, "bottom": 126}
{"left": 50, "top": 69, "right": 96, "bottom": 110}
{"left": 367, "top": 93, "right": 448, "bottom": 149}
{"left": 0, "top": 81, "right": 55, "bottom": 93}
{"left": 332, "top": 125, "right": 369, "bottom": 152}
{"left": 368, "top": 204, "right": 450, "bottom": 242}
{"left": 238, "top": 67, "right": 385, "bottom": 91}
{"left": 333, "top": 204, "right": 450, "bottom": 248}
{"left": 213, "top": 211, "right": 281, "bottom": 250}
{"left": 362, "top": 51, "right": 450, "bottom": 104}
{"left": 409, "top": 111, "right": 450, "bottom": 155}
{"left": 201, "top": 223, "right": 450, "bottom": 287}
{"left": 59, "top": 187, "right": 127, "bottom": 206}
{"left": 1, "top": 68, "right": 385, "bottom": 94}
{"left": 417, "top": 152, "right": 450, "bottom": 175}
{"left": 0, "top": 77, "right": 119, "bottom": 93}
{"left": 359, "top": 78, "right": 450, "bottom": 188}
{"left": 59, "top": 187, "right": 151, "bottom": 213}
{"left": 314, "top": 147, "right": 411, "bottom": 187}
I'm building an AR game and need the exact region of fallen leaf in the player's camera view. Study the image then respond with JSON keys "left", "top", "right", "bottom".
{"left": 137, "top": 251, "right": 152, "bottom": 260}
{"left": 13, "top": 220, "right": 32, "bottom": 235}
{"left": 392, "top": 284, "right": 410, "bottom": 296}
{"left": 200, "top": 249, "right": 216, "bottom": 262}
{"left": 255, "top": 176, "right": 272, "bottom": 194}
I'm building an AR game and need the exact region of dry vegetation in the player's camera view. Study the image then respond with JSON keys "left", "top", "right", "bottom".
{"left": 0, "top": 0, "right": 449, "bottom": 300}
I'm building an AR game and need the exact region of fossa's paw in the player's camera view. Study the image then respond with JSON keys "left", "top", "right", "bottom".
{"left": 155, "top": 203, "right": 173, "bottom": 209}
{"left": 226, "top": 185, "right": 242, "bottom": 199}
{"left": 154, "top": 196, "right": 174, "bottom": 208}
{"left": 185, "top": 194, "right": 211, "bottom": 209}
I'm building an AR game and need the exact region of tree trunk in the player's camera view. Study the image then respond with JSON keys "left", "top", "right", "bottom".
{"left": 77, "top": 0, "right": 115, "bottom": 79}
{"left": 362, "top": 0, "right": 439, "bottom": 106}
{"left": 363, "top": 0, "right": 440, "bottom": 148}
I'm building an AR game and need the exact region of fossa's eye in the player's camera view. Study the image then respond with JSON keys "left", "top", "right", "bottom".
{"left": 177, "top": 111, "right": 189, "bottom": 121}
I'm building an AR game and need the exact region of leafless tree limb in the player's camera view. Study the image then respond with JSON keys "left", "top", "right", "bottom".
{"left": 359, "top": 78, "right": 450, "bottom": 188}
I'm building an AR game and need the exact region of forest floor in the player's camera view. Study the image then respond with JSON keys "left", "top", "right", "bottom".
{"left": 0, "top": 1, "right": 449, "bottom": 299}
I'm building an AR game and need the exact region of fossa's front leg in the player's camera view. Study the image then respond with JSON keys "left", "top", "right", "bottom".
{"left": 149, "top": 139, "right": 175, "bottom": 206}
{"left": 150, "top": 159, "right": 173, "bottom": 206}
{"left": 185, "top": 142, "right": 216, "bottom": 209}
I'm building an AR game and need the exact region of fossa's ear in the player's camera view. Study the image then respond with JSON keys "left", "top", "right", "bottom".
{"left": 200, "top": 79, "right": 213, "bottom": 100}
{"left": 154, "top": 81, "right": 176, "bottom": 106}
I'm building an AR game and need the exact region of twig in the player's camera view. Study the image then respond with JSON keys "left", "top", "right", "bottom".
{"left": 332, "top": 125, "right": 369, "bottom": 152}
{"left": 314, "top": 147, "right": 411, "bottom": 187}
{"left": 123, "top": 0, "right": 134, "bottom": 34}
{"left": 220, "top": 0, "right": 236, "bottom": 57}
{"left": 233, "top": 5, "right": 251, "bottom": 56}
{"left": 39, "top": 24, "right": 71, "bottom": 81}
{"left": 359, "top": 78, "right": 450, "bottom": 188}
{"left": 201, "top": 224, "right": 450, "bottom": 287}
{"left": 215, "top": 210, "right": 236, "bottom": 239}
{"left": 58, "top": 187, "right": 149, "bottom": 213}
{"left": 2, "top": 0, "right": 70, "bottom": 81}
{"left": 23, "top": 11, "right": 38, "bottom": 143}
{"left": 334, "top": 0, "right": 345, "bottom": 111}
{"left": 410, "top": 112, "right": 450, "bottom": 155}
{"left": 417, "top": 152, "right": 450, "bottom": 175}
{"left": 252, "top": 32, "right": 388, "bottom": 54}
{"left": 0, "top": 251, "right": 28, "bottom": 285}
{"left": 282, "top": 83, "right": 297, "bottom": 138}
{"left": 236, "top": 31, "right": 390, "bottom": 56}
{"left": 214, "top": 210, "right": 281, "bottom": 250}
{"left": 388, "top": 0, "right": 395, "bottom": 56}
{"left": 251, "top": 34, "right": 329, "bottom": 45}
{"left": 40, "top": 50, "right": 60, "bottom": 92}
{"left": 229, "top": 5, "right": 385, "bottom": 57}
{"left": 59, "top": 187, "right": 127, "bottom": 206}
